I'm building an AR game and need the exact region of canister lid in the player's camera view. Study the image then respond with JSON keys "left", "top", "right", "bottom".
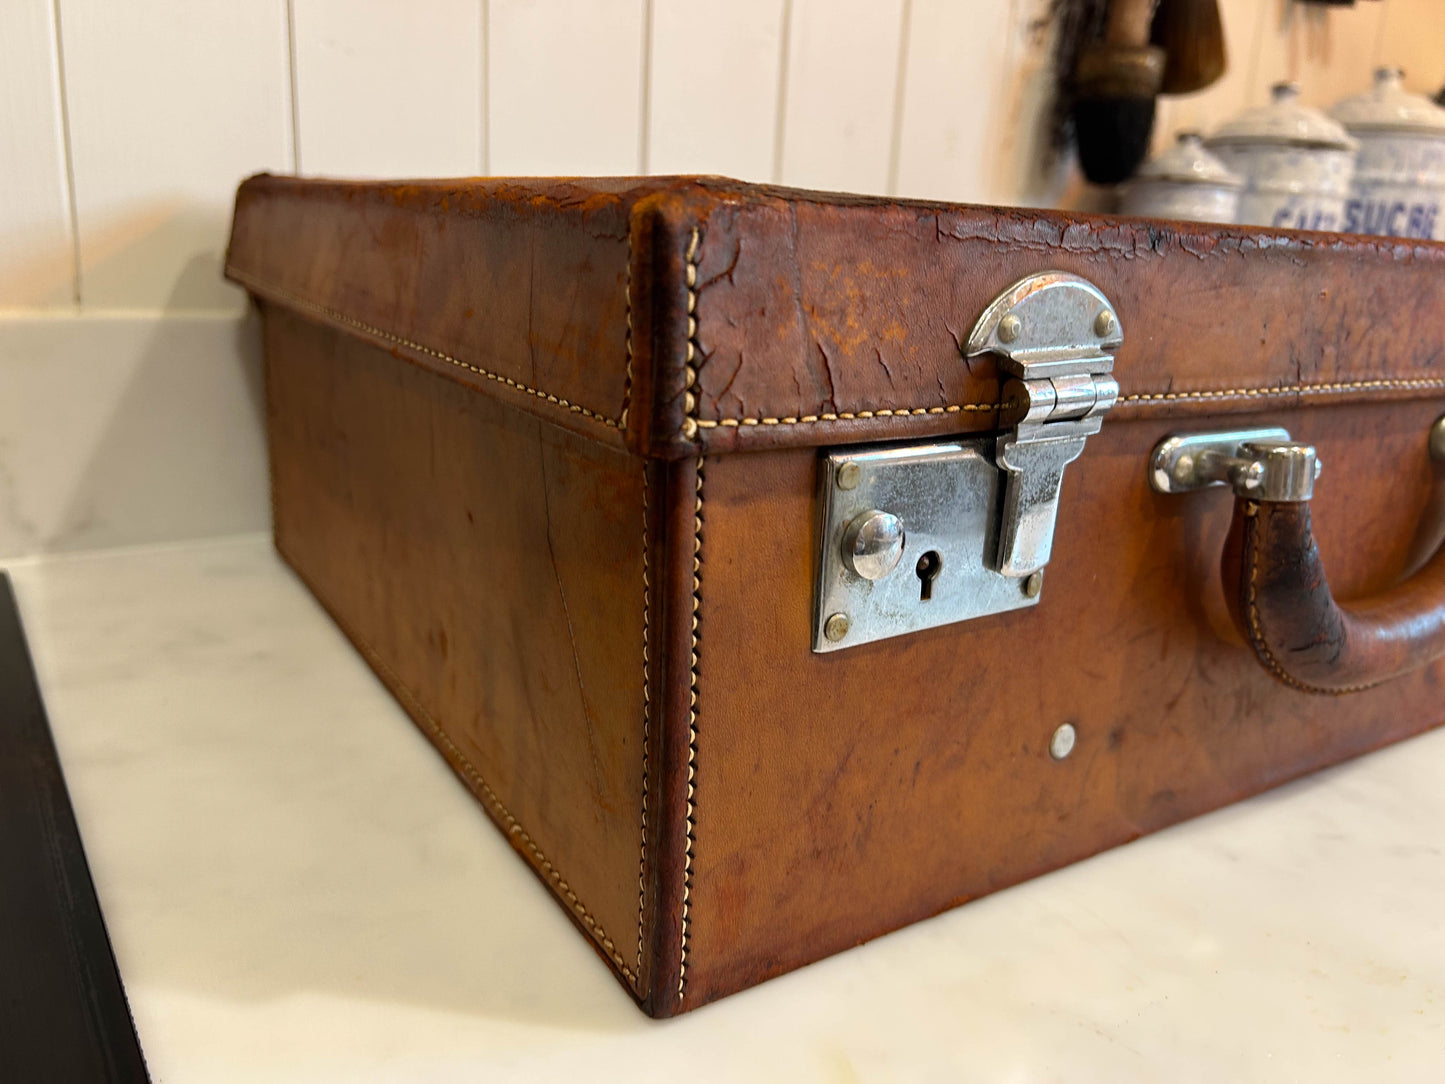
{"left": 1206, "top": 82, "right": 1358, "bottom": 150}
{"left": 1134, "top": 131, "right": 1244, "bottom": 187}
{"left": 1330, "top": 67, "right": 1445, "bottom": 134}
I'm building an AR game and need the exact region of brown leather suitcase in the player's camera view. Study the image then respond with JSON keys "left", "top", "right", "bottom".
{"left": 225, "top": 174, "right": 1445, "bottom": 1017}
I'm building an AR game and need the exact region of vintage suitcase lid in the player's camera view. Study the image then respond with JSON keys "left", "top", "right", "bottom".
{"left": 227, "top": 174, "right": 1445, "bottom": 461}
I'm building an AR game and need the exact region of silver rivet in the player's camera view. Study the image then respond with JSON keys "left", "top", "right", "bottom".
{"left": 841, "top": 510, "right": 906, "bottom": 581}
{"left": 1430, "top": 415, "right": 1445, "bottom": 464}
{"left": 998, "top": 313, "right": 1022, "bottom": 343}
{"left": 1094, "top": 309, "right": 1118, "bottom": 338}
{"left": 837, "top": 462, "right": 861, "bottom": 491}
{"left": 824, "top": 613, "right": 850, "bottom": 642}
{"left": 1050, "top": 723, "right": 1076, "bottom": 760}
{"left": 1023, "top": 570, "right": 1043, "bottom": 598}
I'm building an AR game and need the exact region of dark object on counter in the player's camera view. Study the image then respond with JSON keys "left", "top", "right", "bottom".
{"left": 1073, "top": 0, "right": 1165, "bottom": 182}
{"left": 1151, "top": 0, "right": 1226, "bottom": 94}
{"left": 228, "top": 173, "right": 1445, "bottom": 1017}
{"left": 0, "top": 573, "right": 149, "bottom": 1082}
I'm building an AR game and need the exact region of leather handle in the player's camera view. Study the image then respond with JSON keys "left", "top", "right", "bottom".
{"left": 1217, "top": 422, "right": 1445, "bottom": 695}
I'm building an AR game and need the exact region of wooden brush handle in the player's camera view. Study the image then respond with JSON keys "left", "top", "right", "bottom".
{"left": 1104, "top": 0, "right": 1159, "bottom": 46}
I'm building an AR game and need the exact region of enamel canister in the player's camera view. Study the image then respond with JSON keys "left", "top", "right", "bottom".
{"left": 1331, "top": 67, "right": 1445, "bottom": 240}
{"left": 1120, "top": 131, "right": 1243, "bottom": 224}
{"left": 1206, "top": 82, "right": 1357, "bottom": 231}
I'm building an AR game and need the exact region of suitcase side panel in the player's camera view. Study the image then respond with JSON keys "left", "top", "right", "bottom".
{"left": 264, "top": 306, "right": 653, "bottom": 1000}
{"left": 684, "top": 400, "right": 1445, "bottom": 1008}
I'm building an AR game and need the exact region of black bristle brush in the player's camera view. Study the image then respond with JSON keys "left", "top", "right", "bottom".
{"left": 1072, "top": 0, "right": 1164, "bottom": 185}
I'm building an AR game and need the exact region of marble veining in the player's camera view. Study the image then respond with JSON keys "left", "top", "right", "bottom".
{"left": 8, "top": 535, "right": 1444, "bottom": 1081}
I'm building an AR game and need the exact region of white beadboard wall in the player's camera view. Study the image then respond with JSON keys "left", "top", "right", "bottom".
{"left": 1, "top": 0, "right": 1443, "bottom": 558}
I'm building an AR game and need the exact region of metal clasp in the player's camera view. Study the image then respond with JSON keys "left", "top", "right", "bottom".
{"left": 966, "top": 272, "right": 1121, "bottom": 574}
{"left": 811, "top": 272, "right": 1120, "bottom": 652}
{"left": 1150, "top": 428, "right": 1321, "bottom": 502}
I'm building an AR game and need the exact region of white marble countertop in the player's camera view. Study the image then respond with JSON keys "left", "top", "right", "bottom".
{"left": 9, "top": 534, "right": 1445, "bottom": 1081}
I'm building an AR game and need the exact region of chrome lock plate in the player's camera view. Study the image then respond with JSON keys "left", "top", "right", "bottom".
{"left": 812, "top": 271, "right": 1121, "bottom": 652}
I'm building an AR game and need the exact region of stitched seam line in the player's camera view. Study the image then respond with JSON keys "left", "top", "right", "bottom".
{"left": 680, "top": 456, "right": 702, "bottom": 1001}
{"left": 686, "top": 377, "right": 1445, "bottom": 434}
{"left": 1122, "top": 377, "right": 1445, "bottom": 405}
{"left": 1243, "top": 502, "right": 1371, "bottom": 697}
{"left": 289, "top": 552, "right": 638, "bottom": 987}
{"left": 621, "top": 261, "right": 634, "bottom": 429}
{"left": 235, "top": 262, "right": 1445, "bottom": 442}
{"left": 680, "top": 230, "right": 702, "bottom": 440}
{"left": 695, "top": 402, "right": 1012, "bottom": 429}
{"left": 679, "top": 227, "right": 702, "bottom": 1001}
{"left": 636, "top": 468, "right": 650, "bottom": 978}
{"left": 227, "top": 267, "right": 623, "bottom": 431}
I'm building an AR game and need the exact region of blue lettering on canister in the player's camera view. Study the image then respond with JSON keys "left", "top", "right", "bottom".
{"left": 1350, "top": 198, "right": 1441, "bottom": 238}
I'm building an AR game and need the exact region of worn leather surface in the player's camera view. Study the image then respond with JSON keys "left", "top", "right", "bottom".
{"left": 1224, "top": 497, "right": 1445, "bottom": 693}
{"left": 264, "top": 306, "right": 650, "bottom": 999}
{"left": 685, "top": 401, "right": 1445, "bottom": 1009}
{"left": 227, "top": 174, "right": 711, "bottom": 455}
{"left": 229, "top": 175, "right": 1445, "bottom": 463}
{"left": 681, "top": 180, "right": 1445, "bottom": 456}
{"left": 235, "top": 173, "right": 1445, "bottom": 1017}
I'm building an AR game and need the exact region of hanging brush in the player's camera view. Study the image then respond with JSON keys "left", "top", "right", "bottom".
{"left": 1151, "top": 0, "right": 1227, "bottom": 94}
{"left": 1072, "top": 0, "right": 1165, "bottom": 184}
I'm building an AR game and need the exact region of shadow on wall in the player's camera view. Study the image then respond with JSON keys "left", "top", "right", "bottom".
{"left": 0, "top": 249, "right": 269, "bottom": 559}
{"left": 78, "top": 204, "right": 247, "bottom": 313}
{"left": 1, "top": 203, "right": 245, "bottom": 314}
{"left": 0, "top": 223, "right": 78, "bottom": 308}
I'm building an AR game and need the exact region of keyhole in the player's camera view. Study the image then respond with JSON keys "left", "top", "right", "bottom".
{"left": 916, "top": 551, "right": 942, "bottom": 601}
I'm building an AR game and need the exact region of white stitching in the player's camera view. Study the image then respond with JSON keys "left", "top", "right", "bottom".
{"left": 636, "top": 468, "right": 650, "bottom": 977}
{"left": 687, "top": 377, "right": 1445, "bottom": 435}
{"left": 286, "top": 550, "right": 638, "bottom": 986}
{"left": 227, "top": 267, "right": 624, "bottom": 431}
{"left": 680, "top": 230, "right": 702, "bottom": 440}
{"left": 621, "top": 267, "right": 634, "bottom": 429}
{"left": 678, "top": 227, "right": 703, "bottom": 1001}
{"left": 1123, "top": 377, "right": 1445, "bottom": 405}
{"left": 694, "top": 403, "right": 1007, "bottom": 429}
{"left": 679, "top": 456, "right": 702, "bottom": 1000}
{"left": 1242, "top": 502, "right": 1373, "bottom": 697}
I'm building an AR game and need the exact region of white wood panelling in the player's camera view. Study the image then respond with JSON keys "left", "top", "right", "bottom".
{"left": 58, "top": 0, "right": 292, "bottom": 311}
{"left": 0, "top": 0, "right": 1438, "bottom": 565}
{"left": 991, "top": 0, "right": 1074, "bottom": 209}
{"left": 0, "top": 313, "right": 268, "bottom": 557}
{"left": 892, "top": 0, "right": 1018, "bottom": 204}
{"left": 487, "top": 0, "right": 646, "bottom": 176}
{"left": 647, "top": 0, "right": 786, "bottom": 180}
{"left": 776, "top": 0, "right": 906, "bottom": 194}
{"left": 1248, "top": 0, "right": 1390, "bottom": 110}
{"left": 0, "top": 0, "right": 75, "bottom": 308}
{"left": 292, "top": 0, "right": 483, "bottom": 179}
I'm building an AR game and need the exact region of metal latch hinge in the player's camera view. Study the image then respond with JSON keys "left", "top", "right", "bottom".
{"left": 968, "top": 271, "right": 1121, "bottom": 575}
{"left": 812, "top": 271, "right": 1121, "bottom": 652}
